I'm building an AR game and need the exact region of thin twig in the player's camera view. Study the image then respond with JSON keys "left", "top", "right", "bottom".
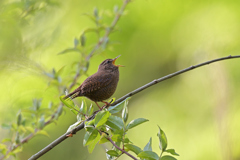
{"left": 107, "top": 137, "right": 138, "bottom": 160}
{"left": 86, "top": 0, "right": 130, "bottom": 61}
{"left": 2, "top": 1, "right": 131, "bottom": 159}
{"left": 0, "top": 106, "right": 60, "bottom": 160}
{"left": 111, "top": 55, "right": 240, "bottom": 106}
{"left": 28, "top": 55, "right": 240, "bottom": 160}
{"left": 27, "top": 1, "right": 132, "bottom": 159}
{"left": 68, "top": 72, "right": 80, "bottom": 91}
{"left": 28, "top": 115, "right": 95, "bottom": 160}
{"left": 0, "top": 130, "right": 37, "bottom": 160}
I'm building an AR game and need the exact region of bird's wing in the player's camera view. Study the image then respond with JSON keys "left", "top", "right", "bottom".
{"left": 63, "top": 72, "right": 114, "bottom": 100}
{"left": 80, "top": 72, "right": 113, "bottom": 95}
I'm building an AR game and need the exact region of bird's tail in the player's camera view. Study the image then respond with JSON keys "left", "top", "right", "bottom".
{"left": 63, "top": 91, "right": 79, "bottom": 100}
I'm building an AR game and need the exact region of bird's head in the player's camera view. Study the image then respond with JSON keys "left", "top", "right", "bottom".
{"left": 98, "top": 55, "right": 124, "bottom": 72}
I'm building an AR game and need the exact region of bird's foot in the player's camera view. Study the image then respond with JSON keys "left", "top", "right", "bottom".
{"left": 101, "top": 101, "right": 112, "bottom": 109}
{"left": 66, "top": 133, "right": 73, "bottom": 137}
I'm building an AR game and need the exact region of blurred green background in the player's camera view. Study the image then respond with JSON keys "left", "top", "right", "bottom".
{"left": 1, "top": 0, "right": 240, "bottom": 159}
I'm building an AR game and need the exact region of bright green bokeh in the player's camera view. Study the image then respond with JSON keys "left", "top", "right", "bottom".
{"left": 1, "top": 0, "right": 240, "bottom": 159}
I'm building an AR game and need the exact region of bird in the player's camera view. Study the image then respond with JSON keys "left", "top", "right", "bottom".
{"left": 63, "top": 55, "right": 124, "bottom": 109}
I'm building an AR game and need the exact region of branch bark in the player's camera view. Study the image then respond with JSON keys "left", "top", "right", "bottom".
{"left": 111, "top": 55, "right": 240, "bottom": 106}
{"left": 28, "top": 55, "right": 240, "bottom": 160}
{"left": 107, "top": 137, "right": 138, "bottom": 160}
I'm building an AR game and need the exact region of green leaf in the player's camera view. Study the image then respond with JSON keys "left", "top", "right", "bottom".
{"left": 160, "top": 155, "right": 177, "bottom": 160}
{"left": 106, "top": 115, "right": 124, "bottom": 131}
{"left": 0, "top": 143, "right": 7, "bottom": 155}
{"left": 19, "top": 125, "right": 27, "bottom": 133}
{"left": 45, "top": 72, "right": 54, "bottom": 78}
{"left": 38, "top": 115, "right": 45, "bottom": 129}
{"left": 1, "top": 138, "right": 12, "bottom": 143}
{"left": 108, "top": 97, "right": 130, "bottom": 114}
{"left": 122, "top": 100, "right": 129, "bottom": 123}
{"left": 77, "top": 113, "right": 83, "bottom": 122}
{"left": 32, "top": 99, "right": 42, "bottom": 111}
{"left": 165, "top": 149, "right": 179, "bottom": 156}
{"left": 157, "top": 126, "right": 168, "bottom": 152}
{"left": 12, "top": 146, "right": 23, "bottom": 154}
{"left": 15, "top": 132, "right": 20, "bottom": 144}
{"left": 1, "top": 123, "right": 11, "bottom": 130}
{"left": 36, "top": 130, "right": 49, "bottom": 137}
{"left": 85, "top": 118, "right": 95, "bottom": 127}
{"left": 25, "top": 126, "right": 35, "bottom": 133}
{"left": 74, "top": 37, "right": 79, "bottom": 48}
{"left": 0, "top": 143, "right": 7, "bottom": 150}
{"left": 94, "top": 110, "right": 111, "bottom": 128}
{"left": 48, "top": 102, "right": 53, "bottom": 109}
{"left": 60, "top": 95, "right": 79, "bottom": 115}
{"left": 106, "top": 151, "right": 115, "bottom": 160}
{"left": 80, "top": 100, "right": 87, "bottom": 114}
{"left": 99, "top": 135, "right": 109, "bottom": 144}
{"left": 85, "top": 124, "right": 95, "bottom": 132}
{"left": 83, "top": 129, "right": 99, "bottom": 146}
{"left": 125, "top": 144, "right": 142, "bottom": 155}
{"left": 56, "top": 105, "right": 63, "bottom": 117}
{"left": 67, "top": 121, "right": 82, "bottom": 133}
{"left": 94, "top": 7, "right": 99, "bottom": 18}
{"left": 11, "top": 123, "right": 18, "bottom": 131}
{"left": 80, "top": 33, "right": 86, "bottom": 47}
{"left": 123, "top": 137, "right": 130, "bottom": 143}
{"left": 56, "top": 66, "right": 65, "bottom": 77}
{"left": 144, "top": 137, "right": 152, "bottom": 151}
{"left": 111, "top": 134, "right": 121, "bottom": 142}
{"left": 138, "top": 151, "right": 159, "bottom": 160}
{"left": 82, "top": 13, "right": 96, "bottom": 24}
{"left": 126, "top": 118, "right": 149, "bottom": 130}
{"left": 60, "top": 95, "right": 74, "bottom": 109}
{"left": 106, "top": 150, "right": 119, "bottom": 157}
{"left": 88, "top": 104, "right": 94, "bottom": 115}
{"left": 17, "top": 111, "right": 22, "bottom": 126}
{"left": 87, "top": 132, "right": 101, "bottom": 153}
{"left": 58, "top": 48, "right": 79, "bottom": 55}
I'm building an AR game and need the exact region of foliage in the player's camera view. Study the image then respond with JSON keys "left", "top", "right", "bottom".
{"left": 0, "top": 99, "right": 61, "bottom": 159}
{"left": 62, "top": 97, "right": 179, "bottom": 160}
{"left": 0, "top": 1, "right": 138, "bottom": 159}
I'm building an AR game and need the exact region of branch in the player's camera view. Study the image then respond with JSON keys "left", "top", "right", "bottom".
{"left": 26, "top": 1, "right": 131, "bottom": 159}
{"left": 86, "top": 0, "right": 130, "bottom": 61}
{"left": 69, "top": 0, "right": 131, "bottom": 89}
{"left": 111, "top": 55, "right": 240, "bottom": 106}
{"left": 28, "top": 115, "right": 95, "bottom": 160}
{"left": 107, "top": 137, "right": 138, "bottom": 160}
{"left": 28, "top": 55, "right": 240, "bottom": 160}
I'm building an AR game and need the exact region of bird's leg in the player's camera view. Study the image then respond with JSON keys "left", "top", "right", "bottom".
{"left": 101, "top": 101, "right": 111, "bottom": 109}
{"left": 95, "top": 102, "right": 102, "bottom": 110}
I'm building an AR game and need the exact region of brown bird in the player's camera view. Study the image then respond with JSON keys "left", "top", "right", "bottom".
{"left": 63, "top": 55, "right": 124, "bottom": 109}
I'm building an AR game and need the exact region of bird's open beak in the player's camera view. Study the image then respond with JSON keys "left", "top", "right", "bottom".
{"left": 112, "top": 55, "right": 125, "bottom": 67}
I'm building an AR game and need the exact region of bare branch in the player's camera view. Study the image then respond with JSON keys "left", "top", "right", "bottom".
{"left": 111, "top": 55, "right": 240, "bottom": 106}
{"left": 28, "top": 55, "right": 240, "bottom": 160}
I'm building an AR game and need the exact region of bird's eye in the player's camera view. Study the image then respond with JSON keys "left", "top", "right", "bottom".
{"left": 106, "top": 60, "right": 110, "bottom": 63}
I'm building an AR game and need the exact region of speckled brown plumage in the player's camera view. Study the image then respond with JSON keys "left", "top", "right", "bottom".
{"left": 63, "top": 55, "right": 123, "bottom": 109}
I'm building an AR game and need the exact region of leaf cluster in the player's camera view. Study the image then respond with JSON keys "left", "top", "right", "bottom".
{"left": 62, "top": 97, "right": 179, "bottom": 160}
{"left": 58, "top": 6, "right": 121, "bottom": 58}
{"left": 0, "top": 3, "right": 126, "bottom": 159}
{"left": 0, "top": 99, "right": 61, "bottom": 159}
